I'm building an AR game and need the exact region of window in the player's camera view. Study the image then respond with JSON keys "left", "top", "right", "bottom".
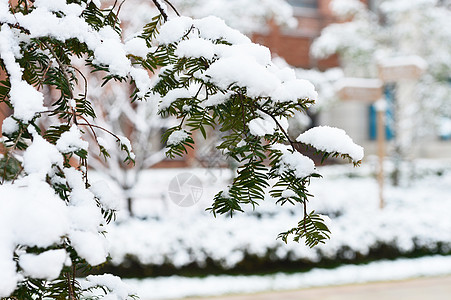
{"left": 287, "top": 0, "right": 318, "bottom": 9}
{"left": 369, "top": 84, "right": 395, "bottom": 141}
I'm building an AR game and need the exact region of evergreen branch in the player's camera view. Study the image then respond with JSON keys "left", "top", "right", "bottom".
{"left": 0, "top": 21, "right": 30, "bottom": 34}
{"left": 42, "top": 40, "right": 74, "bottom": 99}
{"left": 1, "top": 127, "right": 24, "bottom": 185}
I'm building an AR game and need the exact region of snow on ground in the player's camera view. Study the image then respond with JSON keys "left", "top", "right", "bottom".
{"left": 89, "top": 158, "right": 451, "bottom": 299}
{"left": 123, "top": 255, "right": 451, "bottom": 299}
{"left": 100, "top": 158, "right": 451, "bottom": 269}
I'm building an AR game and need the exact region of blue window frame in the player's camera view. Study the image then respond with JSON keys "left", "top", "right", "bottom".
{"left": 287, "top": 0, "right": 318, "bottom": 9}
{"left": 369, "top": 84, "right": 395, "bottom": 140}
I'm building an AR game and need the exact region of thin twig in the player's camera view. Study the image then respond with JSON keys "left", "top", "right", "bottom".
{"left": 303, "top": 199, "right": 308, "bottom": 234}
{"left": 66, "top": 272, "right": 76, "bottom": 300}
{"left": 76, "top": 115, "right": 99, "bottom": 145}
{"left": 38, "top": 60, "right": 53, "bottom": 90}
{"left": 239, "top": 93, "right": 246, "bottom": 130}
{"left": 258, "top": 107, "right": 296, "bottom": 150}
{"left": 72, "top": 264, "right": 77, "bottom": 299}
{"left": 72, "top": 66, "right": 88, "bottom": 99}
{"left": 0, "top": 21, "right": 31, "bottom": 34}
{"left": 77, "top": 122, "right": 122, "bottom": 141}
{"left": 114, "top": 0, "right": 127, "bottom": 26}
{"left": 163, "top": 0, "right": 180, "bottom": 16}
{"left": 151, "top": 0, "right": 169, "bottom": 21}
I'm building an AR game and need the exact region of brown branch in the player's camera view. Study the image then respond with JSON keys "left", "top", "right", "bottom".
{"left": 114, "top": 0, "right": 127, "bottom": 26}
{"left": 303, "top": 198, "right": 308, "bottom": 234}
{"left": 76, "top": 115, "right": 99, "bottom": 145}
{"left": 239, "top": 93, "right": 246, "bottom": 131}
{"left": 151, "top": 0, "right": 169, "bottom": 21}
{"left": 77, "top": 122, "right": 122, "bottom": 142}
{"left": 72, "top": 66, "right": 88, "bottom": 99}
{"left": 66, "top": 272, "right": 76, "bottom": 300}
{"left": 258, "top": 106, "right": 296, "bottom": 151}
{"left": 0, "top": 21, "right": 30, "bottom": 34}
{"left": 163, "top": 0, "right": 180, "bottom": 16}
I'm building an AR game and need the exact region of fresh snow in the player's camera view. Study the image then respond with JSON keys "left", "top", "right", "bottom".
{"left": 271, "top": 144, "right": 316, "bottom": 178}
{"left": 90, "top": 180, "right": 120, "bottom": 211}
{"left": 159, "top": 87, "right": 198, "bottom": 110}
{"left": 248, "top": 117, "right": 277, "bottom": 136}
{"left": 271, "top": 79, "right": 318, "bottom": 103}
{"left": 204, "top": 56, "right": 281, "bottom": 98}
{"left": 167, "top": 130, "right": 189, "bottom": 146}
{"left": 0, "top": 177, "right": 70, "bottom": 296}
{"left": 297, "top": 126, "right": 364, "bottom": 162}
{"left": 202, "top": 91, "right": 232, "bottom": 107}
{"left": 125, "top": 37, "right": 150, "bottom": 58}
{"left": 56, "top": 125, "right": 89, "bottom": 153}
{"left": 23, "top": 133, "right": 63, "bottom": 178}
{"left": 81, "top": 274, "right": 137, "bottom": 300}
{"left": 175, "top": 38, "right": 216, "bottom": 60}
{"left": 124, "top": 255, "right": 451, "bottom": 300}
{"left": 103, "top": 160, "right": 451, "bottom": 273}
{"left": 19, "top": 249, "right": 67, "bottom": 281}
{"left": 1, "top": 116, "right": 18, "bottom": 135}
{"left": 155, "top": 16, "right": 318, "bottom": 109}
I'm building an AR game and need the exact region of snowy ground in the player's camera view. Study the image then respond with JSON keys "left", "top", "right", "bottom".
{"left": 123, "top": 255, "right": 451, "bottom": 299}
{"left": 99, "top": 158, "right": 451, "bottom": 268}
{"left": 91, "top": 157, "right": 451, "bottom": 299}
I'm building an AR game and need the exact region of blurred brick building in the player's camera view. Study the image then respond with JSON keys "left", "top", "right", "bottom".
{"left": 253, "top": 0, "right": 339, "bottom": 70}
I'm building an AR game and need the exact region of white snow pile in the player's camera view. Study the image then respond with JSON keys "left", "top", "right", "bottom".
{"left": 81, "top": 274, "right": 137, "bottom": 300}
{"left": 167, "top": 130, "right": 190, "bottom": 146}
{"left": 19, "top": 249, "right": 68, "bottom": 281}
{"left": 125, "top": 255, "right": 451, "bottom": 299}
{"left": 272, "top": 143, "right": 316, "bottom": 178}
{"left": 56, "top": 124, "right": 89, "bottom": 153}
{"left": 296, "top": 126, "right": 364, "bottom": 163}
{"left": 248, "top": 114, "right": 288, "bottom": 137}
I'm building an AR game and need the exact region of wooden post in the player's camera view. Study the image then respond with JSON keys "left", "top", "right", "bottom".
{"left": 378, "top": 56, "right": 427, "bottom": 188}
{"left": 336, "top": 78, "right": 385, "bottom": 209}
{"left": 375, "top": 103, "right": 386, "bottom": 209}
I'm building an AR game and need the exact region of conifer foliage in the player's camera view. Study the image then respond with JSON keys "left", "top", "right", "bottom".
{"left": 0, "top": 0, "right": 362, "bottom": 298}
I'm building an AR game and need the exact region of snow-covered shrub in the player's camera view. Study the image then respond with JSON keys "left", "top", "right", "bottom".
{"left": 102, "top": 165, "right": 451, "bottom": 277}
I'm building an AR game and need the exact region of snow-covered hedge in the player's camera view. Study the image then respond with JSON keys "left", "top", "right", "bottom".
{"left": 101, "top": 162, "right": 451, "bottom": 276}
